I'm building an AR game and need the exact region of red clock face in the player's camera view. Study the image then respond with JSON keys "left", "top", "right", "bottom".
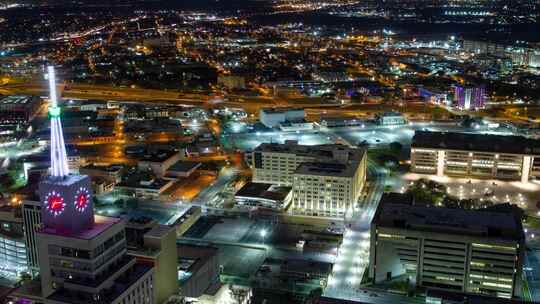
{"left": 45, "top": 191, "right": 65, "bottom": 216}
{"left": 74, "top": 187, "right": 90, "bottom": 212}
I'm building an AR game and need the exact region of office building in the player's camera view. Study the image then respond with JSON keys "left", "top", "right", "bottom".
{"left": 259, "top": 107, "right": 305, "bottom": 128}
{"left": 177, "top": 244, "right": 220, "bottom": 298}
{"left": 454, "top": 85, "right": 486, "bottom": 110}
{"left": 0, "top": 203, "right": 28, "bottom": 280}
{"left": 411, "top": 131, "right": 540, "bottom": 182}
{"left": 12, "top": 66, "right": 155, "bottom": 304}
{"left": 22, "top": 199, "right": 41, "bottom": 276}
{"left": 138, "top": 151, "right": 182, "bottom": 178}
{"left": 369, "top": 193, "right": 524, "bottom": 299}
{"left": 250, "top": 142, "right": 367, "bottom": 217}
{"left": 127, "top": 223, "right": 178, "bottom": 304}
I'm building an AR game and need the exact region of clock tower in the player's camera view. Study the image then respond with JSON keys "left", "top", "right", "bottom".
{"left": 38, "top": 66, "right": 94, "bottom": 234}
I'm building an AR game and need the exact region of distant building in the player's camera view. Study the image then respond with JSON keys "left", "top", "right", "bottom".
{"left": 259, "top": 108, "right": 305, "bottom": 128}
{"left": 138, "top": 151, "right": 182, "bottom": 177}
{"left": 0, "top": 95, "right": 41, "bottom": 125}
{"left": 217, "top": 75, "right": 246, "bottom": 89}
{"left": 369, "top": 193, "right": 524, "bottom": 299}
{"left": 79, "top": 163, "right": 124, "bottom": 183}
{"left": 21, "top": 149, "right": 83, "bottom": 180}
{"left": 411, "top": 131, "right": 540, "bottom": 182}
{"left": 278, "top": 120, "right": 314, "bottom": 132}
{"left": 529, "top": 51, "right": 540, "bottom": 68}
{"left": 116, "top": 171, "right": 175, "bottom": 199}
{"left": 375, "top": 112, "right": 406, "bottom": 126}
{"left": 165, "top": 160, "right": 201, "bottom": 178}
{"left": 250, "top": 142, "right": 367, "bottom": 217}
{"left": 418, "top": 87, "right": 449, "bottom": 105}
{"left": 463, "top": 39, "right": 507, "bottom": 57}
{"left": 454, "top": 85, "right": 486, "bottom": 110}
{"left": 319, "top": 116, "right": 364, "bottom": 128}
{"left": 235, "top": 182, "right": 292, "bottom": 210}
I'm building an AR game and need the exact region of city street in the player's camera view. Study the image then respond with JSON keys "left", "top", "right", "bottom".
{"left": 324, "top": 163, "right": 388, "bottom": 300}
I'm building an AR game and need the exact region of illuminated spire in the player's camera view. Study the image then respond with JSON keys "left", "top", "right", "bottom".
{"left": 47, "top": 66, "right": 69, "bottom": 177}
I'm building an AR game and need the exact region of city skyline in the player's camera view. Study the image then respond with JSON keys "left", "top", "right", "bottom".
{"left": 0, "top": 1, "right": 539, "bottom": 304}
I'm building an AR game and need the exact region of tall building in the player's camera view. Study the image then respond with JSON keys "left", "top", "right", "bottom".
{"left": 369, "top": 193, "right": 525, "bottom": 299}
{"left": 454, "top": 85, "right": 485, "bottom": 110}
{"left": 22, "top": 199, "right": 41, "bottom": 276}
{"left": 0, "top": 203, "right": 28, "bottom": 280}
{"left": 250, "top": 142, "right": 366, "bottom": 217}
{"left": 410, "top": 131, "right": 540, "bottom": 182}
{"left": 12, "top": 66, "right": 155, "bottom": 304}
{"left": 126, "top": 220, "right": 178, "bottom": 304}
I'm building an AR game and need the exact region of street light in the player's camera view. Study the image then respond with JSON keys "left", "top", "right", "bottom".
{"left": 260, "top": 229, "right": 267, "bottom": 238}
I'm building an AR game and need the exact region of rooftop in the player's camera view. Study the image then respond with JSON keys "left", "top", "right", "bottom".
{"left": 0, "top": 95, "right": 38, "bottom": 105}
{"left": 260, "top": 107, "right": 304, "bottom": 114}
{"left": 39, "top": 215, "right": 123, "bottom": 240}
{"left": 295, "top": 161, "right": 354, "bottom": 177}
{"left": 145, "top": 224, "right": 175, "bottom": 239}
{"left": 412, "top": 131, "right": 540, "bottom": 155}
{"left": 168, "top": 160, "right": 201, "bottom": 172}
{"left": 47, "top": 262, "right": 153, "bottom": 304}
{"left": 235, "top": 182, "right": 292, "bottom": 202}
{"left": 373, "top": 193, "right": 524, "bottom": 241}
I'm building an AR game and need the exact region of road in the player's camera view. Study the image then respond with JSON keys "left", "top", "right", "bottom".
{"left": 191, "top": 166, "right": 238, "bottom": 207}
{"left": 324, "top": 163, "right": 386, "bottom": 299}
{"left": 524, "top": 232, "right": 540, "bottom": 302}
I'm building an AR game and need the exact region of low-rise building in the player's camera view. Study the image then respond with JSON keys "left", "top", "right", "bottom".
{"left": 411, "top": 131, "right": 540, "bottom": 182}
{"left": 116, "top": 171, "right": 175, "bottom": 199}
{"left": 79, "top": 163, "right": 124, "bottom": 183}
{"left": 259, "top": 108, "right": 305, "bottom": 128}
{"left": 165, "top": 161, "right": 201, "bottom": 178}
{"left": 0, "top": 95, "right": 41, "bottom": 125}
{"left": 235, "top": 182, "right": 292, "bottom": 210}
{"left": 369, "top": 193, "right": 524, "bottom": 299}
{"left": 138, "top": 151, "right": 182, "bottom": 177}
{"left": 375, "top": 111, "right": 406, "bottom": 126}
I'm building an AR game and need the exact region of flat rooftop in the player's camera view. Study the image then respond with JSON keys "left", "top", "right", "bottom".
{"left": 373, "top": 193, "right": 524, "bottom": 241}
{"left": 260, "top": 107, "right": 303, "bottom": 114}
{"left": 412, "top": 130, "right": 540, "bottom": 155}
{"left": 39, "top": 215, "right": 123, "bottom": 240}
{"left": 168, "top": 160, "right": 201, "bottom": 172}
{"left": 235, "top": 182, "right": 291, "bottom": 201}
{"left": 296, "top": 161, "right": 355, "bottom": 177}
{"left": 0, "top": 95, "right": 38, "bottom": 105}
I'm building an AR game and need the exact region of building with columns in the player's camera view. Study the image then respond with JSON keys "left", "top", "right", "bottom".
{"left": 411, "top": 131, "right": 540, "bottom": 183}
